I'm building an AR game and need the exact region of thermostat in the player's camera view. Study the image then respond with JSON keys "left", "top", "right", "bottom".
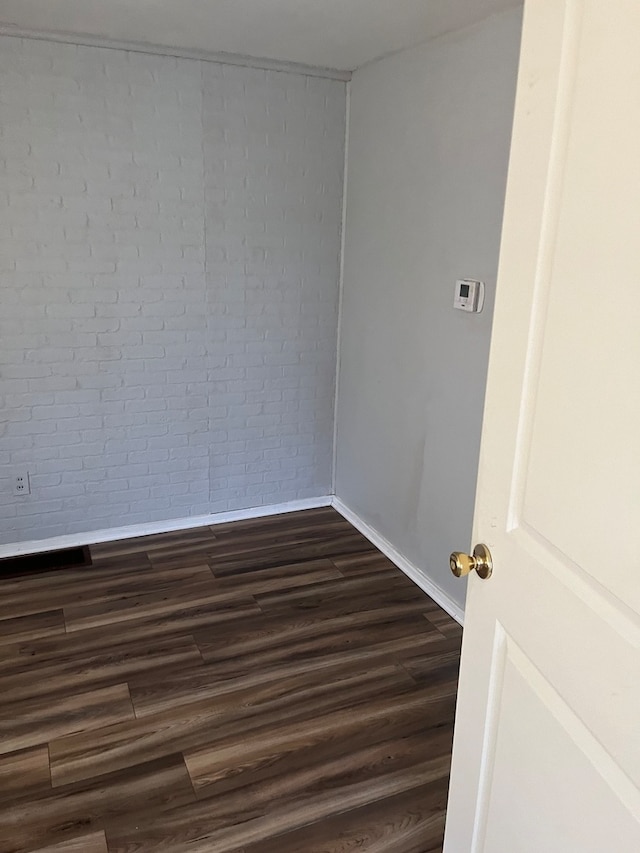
{"left": 454, "top": 279, "right": 485, "bottom": 313}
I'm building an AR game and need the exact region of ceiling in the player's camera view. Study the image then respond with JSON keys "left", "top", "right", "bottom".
{"left": 0, "top": 0, "right": 520, "bottom": 72}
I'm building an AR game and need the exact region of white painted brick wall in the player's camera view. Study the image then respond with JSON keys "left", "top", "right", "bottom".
{"left": 203, "top": 63, "right": 345, "bottom": 513}
{"left": 0, "top": 37, "right": 345, "bottom": 544}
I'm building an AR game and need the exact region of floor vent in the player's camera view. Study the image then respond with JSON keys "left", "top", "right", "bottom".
{"left": 0, "top": 545, "right": 92, "bottom": 578}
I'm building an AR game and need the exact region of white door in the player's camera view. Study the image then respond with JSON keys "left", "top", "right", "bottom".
{"left": 443, "top": 1, "right": 640, "bottom": 851}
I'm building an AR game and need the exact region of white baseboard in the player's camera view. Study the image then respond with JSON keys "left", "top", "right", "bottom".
{"left": 0, "top": 496, "right": 333, "bottom": 559}
{"left": 331, "top": 497, "right": 465, "bottom": 625}
{"left": 1, "top": 494, "right": 465, "bottom": 626}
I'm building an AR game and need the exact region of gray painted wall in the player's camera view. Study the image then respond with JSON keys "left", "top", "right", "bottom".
{"left": 335, "top": 8, "right": 522, "bottom": 611}
{"left": 0, "top": 37, "right": 345, "bottom": 546}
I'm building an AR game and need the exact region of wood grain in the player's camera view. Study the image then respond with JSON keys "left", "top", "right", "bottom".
{"left": 0, "top": 507, "right": 461, "bottom": 853}
{"left": 0, "top": 683, "right": 135, "bottom": 757}
{"left": 0, "top": 746, "right": 50, "bottom": 802}
{"left": 106, "top": 757, "right": 451, "bottom": 853}
{"left": 240, "top": 784, "right": 447, "bottom": 853}
{"left": 50, "top": 664, "right": 413, "bottom": 787}
{"left": 0, "top": 755, "right": 195, "bottom": 853}
{"left": 0, "top": 634, "right": 202, "bottom": 705}
{"left": 25, "top": 831, "right": 109, "bottom": 853}
{"left": 0, "top": 610, "right": 65, "bottom": 647}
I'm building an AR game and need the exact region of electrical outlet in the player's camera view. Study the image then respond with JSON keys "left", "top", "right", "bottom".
{"left": 13, "top": 472, "right": 30, "bottom": 496}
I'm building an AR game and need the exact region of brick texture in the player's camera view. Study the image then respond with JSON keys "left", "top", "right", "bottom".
{"left": 0, "top": 37, "right": 345, "bottom": 544}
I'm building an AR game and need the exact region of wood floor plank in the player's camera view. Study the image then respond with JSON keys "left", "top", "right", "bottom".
{"left": 89, "top": 527, "right": 219, "bottom": 559}
{"left": 63, "top": 562, "right": 341, "bottom": 633}
{"left": 0, "top": 555, "right": 150, "bottom": 599}
{"left": 424, "top": 608, "right": 464, "bottom": 639}
{"left": 206, "top": 559, "right": 343, "bottom": 592}
{"left": 401, "top": 646, "right": 462, "bottom": 684}
{"left": 193, "top": 602, "right": 438, "bottom": 665}
{"left": 49, "top": 664, "right": 412, "bottom": 788}
{"left": 251, "top": 574, "right": 431, "bottom": 621}
{"left": 0, "top": 564, "right": 213, "bottom": 623}
{"left": 202, "top": 507, "right": 341, "bottom": 539}
{"left": 330, "top": 550, "right": 405, "bottom": 576}
{"left": 0, "top": 634, "right": 203, "bottom": 705}
{"left": 129, "top": 630, "right": 453, "bottom": 718}
{"left": 239, "top": 784, "right": 447, "bottom": 853}
{"left": 0, "top": 597, "right": 261, "bottom": 666}
{"left": 0, "top": 745, "right": 50, "bottom": 803}
{"left": 62, "top": 575, "right": 219, "bottom": 633}
{"left": 0, "top": 683, "right": 134, "bottom": 756}
{"left": 190, "top": 720, "right": 453, "bottom": 805}
{"left": 206, "top": 533, "right": 371, "bottom": 575}
{"left": 0, "top": 611, "right": 65, "bottom": 647}
{"left": 194, "top": 613, "right": 438, "bottom": 677}
{"left": 106, "top": 756, "right": 450, "bottom": 853}
{"left": 0, "top": 508, "right": 461, "bottom": 853}
{"left": 204, "top": 522, "right": 365, "bottom": 560}
{"left": 184, "top": 681, "right": 456, "bottom": 793}
{"left": 0, "top": 755, "right": 195, "bottom": 853}
{"left": 253, "top": 569, "right": 417, "bottom": 613}
{"left": 24, "top": 830, "right": 109, "bottom": 853}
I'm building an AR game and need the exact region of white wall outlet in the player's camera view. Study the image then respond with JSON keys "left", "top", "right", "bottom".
{"left": 13, "top": 472, "right": 31, "bottom": 496}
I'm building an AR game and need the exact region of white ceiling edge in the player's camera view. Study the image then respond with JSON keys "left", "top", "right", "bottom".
{"left": 0, "top": 25, "right": 352, "bottom": 81}
{"left": 353, "top": 3, "right": 521, "bottom": 74}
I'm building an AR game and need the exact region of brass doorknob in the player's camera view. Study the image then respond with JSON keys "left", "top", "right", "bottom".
{"left": 449, "top": 544, "right": 493, "bottom": 580}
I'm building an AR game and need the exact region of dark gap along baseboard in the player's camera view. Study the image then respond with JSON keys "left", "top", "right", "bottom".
{"left": 0, "top": 545, "right": 92, "bottom": 578}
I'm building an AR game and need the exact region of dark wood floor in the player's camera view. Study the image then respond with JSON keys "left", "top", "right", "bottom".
{"left": 0, "top": 507, "right": 461, "bottom": 853}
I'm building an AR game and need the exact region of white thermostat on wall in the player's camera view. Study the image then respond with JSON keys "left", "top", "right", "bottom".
{"left": 453, "top": 279, "right": 485, "bottom": 313}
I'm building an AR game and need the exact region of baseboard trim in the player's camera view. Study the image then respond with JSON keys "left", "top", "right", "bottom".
{"left": 0, "top": 496, "right": 333, "bottom": 559}
{"left": 331, "top": 497, "right": 465, "bottom": 625}
{"left": 1, "top": 494, "right": 465, "bottom": 625}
